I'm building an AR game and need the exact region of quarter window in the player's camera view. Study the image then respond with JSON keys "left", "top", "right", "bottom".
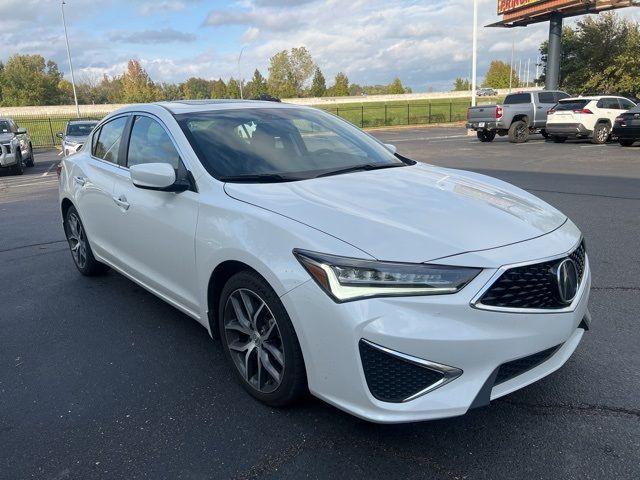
{"left": 618, "top": 98, "right": 636, "bottom": 110}
{"left": 93, "top": 117, "right": 128, "bottom": 164}
{"left": 127, "top": 116, "right": 180, "bottom": 169}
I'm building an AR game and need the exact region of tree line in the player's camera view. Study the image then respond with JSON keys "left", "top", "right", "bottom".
{"left": 0, "top": 46, "right": 411, "bottom": 107}
{"left": 452, "top": 13, "right": 640, "bottom": 97}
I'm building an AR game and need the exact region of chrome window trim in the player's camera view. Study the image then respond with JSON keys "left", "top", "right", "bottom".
{"left": 469, "top": 237, "right": 588, "bottom": 314}
{"left": 360, "top": 339, "right": 462, "bottom": 403}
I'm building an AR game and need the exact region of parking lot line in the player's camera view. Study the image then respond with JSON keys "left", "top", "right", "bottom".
{"left": 42, "top": 162, "right": 58, "bottom": 177}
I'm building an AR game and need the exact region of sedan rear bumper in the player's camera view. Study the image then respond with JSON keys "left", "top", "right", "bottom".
{"left": 612, "top": 125, "right": 640, "bottom": 139}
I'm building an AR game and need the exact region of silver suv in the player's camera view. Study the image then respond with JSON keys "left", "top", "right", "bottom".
{"left": 0, "top": 118, "right": 34, "bottom": 175}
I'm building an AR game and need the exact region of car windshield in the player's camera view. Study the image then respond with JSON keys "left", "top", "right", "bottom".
{"left": 0, "top": 121, "right": 11, "bottom": 133}
{"left": 556, "top": 100, "right": 591, "bottom": 111}
{"left": 66, "top": 122, "right": 98, "bottom": 137}
{"left": 176, "top": 107, "right": 405, "bottom": 182}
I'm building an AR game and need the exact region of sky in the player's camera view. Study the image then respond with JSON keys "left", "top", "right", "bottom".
{"left": 1, "top": 0, "right": 639, "bottom": 92}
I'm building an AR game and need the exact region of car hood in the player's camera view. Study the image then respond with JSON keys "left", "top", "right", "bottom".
{"left": 0, "top": 132, "right": 15, "bottom": 143}
{"left": 224, "top": 163, "right": 567, "bottom": 264}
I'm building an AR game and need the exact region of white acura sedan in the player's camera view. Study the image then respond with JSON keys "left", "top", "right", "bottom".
{"left": 58, "top": 100, "right": 591, "bottom": 423}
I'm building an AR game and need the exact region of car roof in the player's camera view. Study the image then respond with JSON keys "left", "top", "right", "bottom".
{"left": 560, "top": 95, "right": 626, "bottom": 102}
{"left": 155, "top": 99, "right": 305, "bottom": 115}
{"left": 68, "top": 119, "right": 99, "bottom": 124}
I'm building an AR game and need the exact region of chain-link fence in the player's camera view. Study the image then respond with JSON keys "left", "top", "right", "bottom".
{"left": 12, "top": 100, "right": 473, "bottom": 149}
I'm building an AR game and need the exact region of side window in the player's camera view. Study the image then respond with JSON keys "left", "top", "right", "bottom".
{"left": 618, "top": 98, "right": 635, "bottom": 110}
{"left": 598, "top": 98, "right": 619, "bottom": 109}
{"left": 127, "top": 116, "right": 180, "bottom": 169}
{"left": 93, "top": 117, "right": 128, "bottom": 164}
{"left": 504, "top": 93, "right": 531, "bottom": 105}
{"left": 538, "top": 92, "right": 556, "bottom": 104}
{"left": 91, "top": 128, "right": 101, "bottom": 155}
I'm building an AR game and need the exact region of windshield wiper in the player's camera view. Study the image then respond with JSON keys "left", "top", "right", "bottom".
{"left": 219, "top": 173, "right": 304, "bottom": 183}
{"left": 315, "top": 162, "right": 406, "bottom": 178}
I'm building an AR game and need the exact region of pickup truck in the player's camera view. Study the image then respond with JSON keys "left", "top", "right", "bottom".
{"left": 0, "top": 117, "right": 34, "bottom": 175}
{"left": 466, "top": 90, "right": 570, "bottom": 143}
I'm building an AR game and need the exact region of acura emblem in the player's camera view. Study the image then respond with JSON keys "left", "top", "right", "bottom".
{"left": 555, "top": 259, "right": 579, "bottom": 304}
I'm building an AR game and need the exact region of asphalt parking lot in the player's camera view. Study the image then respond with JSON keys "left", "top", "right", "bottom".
{"left": 2, "top": 129, "right": 639, "bottom": 480}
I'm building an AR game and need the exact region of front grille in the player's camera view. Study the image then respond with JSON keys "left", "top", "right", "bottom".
{"left": 494, "top": 345, "right": 561, "bottom": 385}
{"left": 359, "top": 340, "right": 445, "bottom": 403}
{"left": 479, "top": 241, "right": 586, "bottom": 310}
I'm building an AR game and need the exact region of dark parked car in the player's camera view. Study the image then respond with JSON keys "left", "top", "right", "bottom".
{"left": 613, "top": 104, "right": 640, "bottom": 146}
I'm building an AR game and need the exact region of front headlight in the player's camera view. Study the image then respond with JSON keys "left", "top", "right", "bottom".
{"left": 293, "top": 250, "right": 481, "bottom": 302}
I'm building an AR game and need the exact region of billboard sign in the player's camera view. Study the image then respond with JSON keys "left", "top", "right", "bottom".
{"left": 498, "top": 0, "right": 546, "bottom": 14}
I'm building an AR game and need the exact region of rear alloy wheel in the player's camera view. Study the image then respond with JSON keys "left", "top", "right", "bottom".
{"left": 552, "top": 136, "right": 568, "bottom": 143}
{"left": 619, "top": 139, "right": 635, "bottom": 147}
{"left": 591, "top": 123, "right": 610, "bottom": 144}
{"left": 219, "top": 271, "right": 307, "bottom": 407}
{"left": 64, "top": 206, "right": 110, "bottom": 276}
{"left": 508, "top": 120, "right": 529, "bottom": 143}
{"left": 476, "top": 130, "right": 496, "bottom": 142}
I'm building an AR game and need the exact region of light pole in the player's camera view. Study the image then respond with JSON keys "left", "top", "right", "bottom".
{"left": 61, "top": 1, "right": 80, "bottom": 117}
{"left": 238, "top": 47, "right": 245, "bottom": 100}
{"left": 471, "top": 0, "right": 478, "bottom": 107}
{"left": 509, "top": 33, "right": 515, "bottom": 92}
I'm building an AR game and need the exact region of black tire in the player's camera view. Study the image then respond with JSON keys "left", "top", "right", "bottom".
{"left": 552, "top": 136, "right": 568, "bottom": 143}
{"left": 476, "top": 130, "right": 496, "bottom": 142}
{"left": 591, "top": 123, "right": 610, "bottom": 144}
{"left": 12, "top": 150, "right": 24, "bottom": 175}
{"left": 618, "top": 139, "right": 635, "bottom": 147}
{"left": 218, "top": 270, "right": 307, "bottom": 407}
{"left": 25, "top": 144, "right": 35, "bottom": 167}
{"left": 540, "top": 129, "right": 550, "bottom": 139}
{"left": 64, "top": 205, "right": 110, "bottom": 276}
{"left": 508, "top": 120, "right": 529, "bottom": 143}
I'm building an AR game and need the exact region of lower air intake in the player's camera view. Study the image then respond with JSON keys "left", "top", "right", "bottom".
{"left": 494, "top": 345, "right": 562, "bottom": 385}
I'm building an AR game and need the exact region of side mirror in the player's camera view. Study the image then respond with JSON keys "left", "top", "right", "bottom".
{"left": 384, "top": 143, "right": 397, "bottom": 154}
{"left": 17, "top": 128, "right": 27, "bottom": 134}
{"left": 56, "top": 132, "right": 64, "bottom": 139}
{"left": 130, "top": 163, "right": 178, "bottom": 191}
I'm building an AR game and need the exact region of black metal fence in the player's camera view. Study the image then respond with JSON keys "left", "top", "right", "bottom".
{"left": 13, "top": 100, "right": 473, "bottom": 148}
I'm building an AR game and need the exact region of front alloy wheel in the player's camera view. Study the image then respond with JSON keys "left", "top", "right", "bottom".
{"left": 219, "top": 271, "right": 307, "bottom": 406}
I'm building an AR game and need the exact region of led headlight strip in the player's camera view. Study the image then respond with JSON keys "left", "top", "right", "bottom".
{"left": 294, "top": 249, "right": 481, "bottom": 302}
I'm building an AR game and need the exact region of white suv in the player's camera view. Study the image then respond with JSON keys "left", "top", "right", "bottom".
{"left": 546, "top": 95, "right": 636, "bottom": 144}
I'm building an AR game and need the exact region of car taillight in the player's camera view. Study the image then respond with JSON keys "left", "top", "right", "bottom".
{"left": 496, "top": 106, "right": 503, "bottom": 120}
{"left": 573, "top": 108, "right": 593, "bottom": 114}
{"left": 615, "top": 115, "right": 625, "bottom": 124}
{"left": 547, "top": 109, "right": 555, "bottom": 115}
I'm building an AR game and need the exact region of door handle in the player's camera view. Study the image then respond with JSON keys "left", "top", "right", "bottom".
{"left": 112, "top": 195, "right": 130, "bottom": 211}
{"left": 74, "top": 176, "right": 86, "bottom": 186}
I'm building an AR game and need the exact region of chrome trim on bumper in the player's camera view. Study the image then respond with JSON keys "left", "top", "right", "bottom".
{"left": 360, "top": 339, "right": 463, "bottom": 402}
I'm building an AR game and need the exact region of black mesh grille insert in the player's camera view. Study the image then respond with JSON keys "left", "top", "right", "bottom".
{"left": 495, "top": 345, "right": 561, "bottom": 385}
{"left": 479, "top": 241, "right": 586, "bottom": 310}
{"left": 359, "top": 340, "right": 445, "bottom": 403}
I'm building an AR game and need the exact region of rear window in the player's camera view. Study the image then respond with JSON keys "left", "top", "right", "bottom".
{"left": 556, "top": 100, "right": 590, "bottom": 111}
{"left": 504, "top": 93, "right": 531, "bottom": 105}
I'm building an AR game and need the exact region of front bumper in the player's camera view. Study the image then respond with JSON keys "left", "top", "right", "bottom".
{"left": 281, "top": 226, "right": 590, "bottom": 423}
{"left": 546, "top": 123, "right": 591, "bottom": 137}
{"left": 0, "top": 144, "right": 18, "bottom": 167}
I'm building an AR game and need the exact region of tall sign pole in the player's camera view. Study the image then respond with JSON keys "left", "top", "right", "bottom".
{"left": 471, "top": 0, "right": 478, "bottom": 107}
{"left": 61, "top": 1, "right": 80, "bottom": 117}
{"left": 545, "top": 13, "right": 563, "bottom": 90}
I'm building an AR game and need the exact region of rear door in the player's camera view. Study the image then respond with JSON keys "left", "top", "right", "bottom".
{"left": 535, "top": 92, "right": 557, "bottom": 126}
{"left": 597, "top": 97, "right": 620, "bottom": 123}
{"left": 109, "top": 114, "right": 200, "bottom": 313}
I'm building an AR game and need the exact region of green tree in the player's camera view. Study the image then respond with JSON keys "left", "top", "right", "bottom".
{"left": 160, "top": 82, "right": 183, "bottom": 101}
{"left": 310, "top": 67, "right": 326, "bottom": 97}
{"left": 482, "top": 60, "right": 518, "bottom": 89}
{"left": 227, "top": 78, "right": 241, "bottom": 99}
{"left": 246, "top": 69, "right": 268, "bottom": 98}
{"left": 0, "top": 54, "right": 63, "bottom": 106}
{"left": 182, "top": 77, "right": 212, "bottom": 99}
{"left": 388, "top": 77, "right": 405, "bottom": 94}
{"left": 267, "top": 47, "right": 315, "bottom": 98}
{"left": 121, "top": 59, "right": 159, "bottom": 103}
{"left": 288, "top": 46, "right": 314, "bottom": 96}
{"left": 538, "top": 13, "right": 639, "bottom": 95}
{"left": 332, "top": 72, "right": 350, "bottom": 96}
{"left": 453, "top": 77, "right": 470, "bottom": 91}
{"left": 211, "top": 78, "right": 227, "bottom": 98}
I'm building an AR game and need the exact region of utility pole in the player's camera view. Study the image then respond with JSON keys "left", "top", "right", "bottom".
{"left": 471, "top": 0, "right": 478, "bottom": 107}
{"left": 509, "top": 33, "right": 515, "bottom": 92}
{"left": 238, "top": 47, "right": 245, "bottom": 100}
{"left": 61, "top": 1, "right": 80, "bottom": 117}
